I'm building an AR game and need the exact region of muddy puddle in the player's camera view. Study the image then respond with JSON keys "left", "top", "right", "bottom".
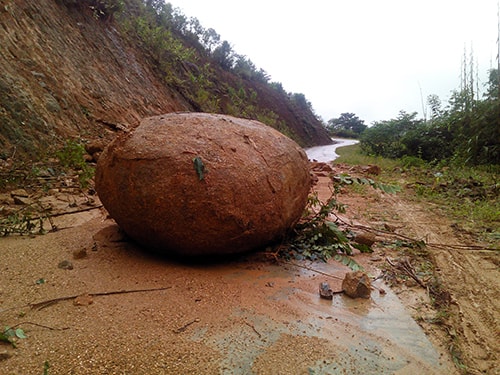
{"left": 185, "top": 258, "right": 453, "bottom": 375}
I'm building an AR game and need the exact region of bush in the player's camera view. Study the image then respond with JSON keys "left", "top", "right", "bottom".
{"left": 56, "top": 139, "right": 94, "bottom": 187}
{"left": 60, "top": 0, "right": 124, "bottom": 20}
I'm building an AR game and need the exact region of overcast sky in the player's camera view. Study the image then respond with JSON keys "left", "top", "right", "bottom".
{"left": 173, "top": 1, "right": 499, "bottom": 125}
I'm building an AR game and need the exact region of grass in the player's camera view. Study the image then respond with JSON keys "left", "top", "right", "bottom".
{"left": 334, "top": 143, "right": 400, "bottom": 170}
{"left": 334, "top": 144, "right": 500, "bottom": 248}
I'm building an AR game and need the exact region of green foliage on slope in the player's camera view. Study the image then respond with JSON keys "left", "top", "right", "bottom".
{"left": 114, "top": 0, "right": 329, "bottom": 146}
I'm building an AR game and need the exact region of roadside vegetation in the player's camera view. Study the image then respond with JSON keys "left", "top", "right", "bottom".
{"left": 335, "top": 143, "right": 499, "bottom": 249}
{"left": 335, "top": 142, "right": 498, "bottom": 373}
{"left": 330, "top": 51, "right": 499, "bottom": 249}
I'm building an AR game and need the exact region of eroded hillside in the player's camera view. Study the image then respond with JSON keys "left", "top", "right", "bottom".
{"left": 0, "top": 0, "right": 331, "bottom": 159}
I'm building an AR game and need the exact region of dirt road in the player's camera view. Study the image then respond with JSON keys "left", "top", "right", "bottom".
{"left": 0, "top": 165, "right": 497, "bottom": 374}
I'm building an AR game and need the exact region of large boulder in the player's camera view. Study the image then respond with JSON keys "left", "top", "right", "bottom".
{"left": 95, "top": 113, "right": 311, "bottom": 256}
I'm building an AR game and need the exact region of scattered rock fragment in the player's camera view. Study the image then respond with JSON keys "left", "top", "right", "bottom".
{"left": 0, "top": 350, "right": 12, "bottom": 361}
{"left": 73, "top": 293, "right": 93, "bottom": 306}
{"left": 310, "top": 162, "right": 333, "bottom": 173}
{"left": 10, "top": 189, "right": 29, "bottom": 198}
{"left": 383, "top": 223, "right": 398, "bottom": 232}
{"left": 342, "top": 271, "right": 372, "bottom": 299}
{"left": 12, "top": 195, "right": 33, "bottom": 206}
{"left": 354, "top": 232, "right": 376, "bottom": 247}
{"left": 58, "top": 260, "right": 74, "bottom": 270}
{"left": 73, "top": 248, "right": 87, "bottom": 259}
{"left": 319, "top": 282, "right": 334, "bottom": 299}
{"left": 361, "top": 165, "right": 381, "bottom": 175}
{"left": 0, "top": 193, "right": 14, "bottom": 205}
{"left": 85, "top": 139, "right": 107, "bottom": 162}
{"left": 10, "top": 189, "right": 33, "bottom": 205}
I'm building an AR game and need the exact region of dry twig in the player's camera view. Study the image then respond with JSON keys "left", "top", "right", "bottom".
{"left": 29, "top": 286, "right": 172, "bottom": 310}
{"left": 386, "top": 257, "right": 426, "bottom": 288}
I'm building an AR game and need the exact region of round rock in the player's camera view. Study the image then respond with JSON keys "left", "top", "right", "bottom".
{"left": 95, "top": 113, "right": 311, "bottom": 256}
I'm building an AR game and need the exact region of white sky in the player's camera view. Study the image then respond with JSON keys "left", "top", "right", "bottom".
{"left": 173, "top": 1, "right": 499, "bottom": 125}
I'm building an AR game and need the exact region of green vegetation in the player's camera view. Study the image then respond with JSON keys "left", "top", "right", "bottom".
{"left": 335, "top": 143, "right": 401, "bottom": 173}
{"left": 359, "top": 66, "right": 499, "bottom": 166}
{"left": 0, "top": 326, "right": 26, "bottom": 348}
{"left": 281, "top": 173, "right": 400, "bottom": 262}
{"left": 111, "top": 0, "right": 322, "bottom": 144}
{"left": 335, "top": 144, "right": 500, "bottom": 248}
{"left": 326, "top": 112, "right": 367, "bottom": 139}
{"left": 59, "top": 0, "right": 124, "bottom": 20}
{"left": 0, "top": 138, "right": 96, "bottom": 236}
{"left": 0, "top": 210, "right": 47, "bottom": 236}
{"left": 56, "top": 139, "right": 95, "bottom": 188}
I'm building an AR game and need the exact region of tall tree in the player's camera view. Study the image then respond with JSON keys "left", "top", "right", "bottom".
{"left": 327, "top": 113, "right": 367, "bottom": 138}
{"left": 212, "top": 40, "right": 234, "bottom": 70}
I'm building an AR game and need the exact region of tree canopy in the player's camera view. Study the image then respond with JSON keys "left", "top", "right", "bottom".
{"left": 326, "top": 113, "right": 367, "bottom": 139}
{"left": 360, "top": 68, "right": 500, "bottom": 165}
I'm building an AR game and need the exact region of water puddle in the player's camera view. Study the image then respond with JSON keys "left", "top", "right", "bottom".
{"left": 187, "top": 260, "right": 453, "bottom": 374}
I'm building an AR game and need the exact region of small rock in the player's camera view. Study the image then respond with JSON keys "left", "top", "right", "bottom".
{"left": 0, "top": 193, "right": 14, "bottom": 205}
{"left": 73, "top": 293, "right": 93, "bottom": 306}
{"left": 10, "top": 188, "right": 29, "bottom": 198}
{"left": 319, "top": 282, "right": 334, "bottom": 300}
{"left": 383, "top": 223, "right": 397, "bottom": 232}
{"left": 311, "top": 162, "right": 333, "bottom": 172}
{"left": 85, "top": 139, "right": 107, "bottom": 162}
{"left": 58, "top": 260, "right": 74, "bottom": 270}
{"left": 73, "top": 249, "right": 87, "bottom": 259}
{"left": 362, "top": 165, "right": 381, "bottom": 175}
{"left": 12, "top": 196, "right": 33, "bottom": 205}
{"left": 0, "top": 350, "right": 12, "bottom": 361}
{"left": 342, "top": 271, "right": 371, "bottom": 299}
{"left": 354, "top": 232, "right": 376, "bottom": 247}
{"left": 85, "top": 139, "right": 107, "bottom": 155}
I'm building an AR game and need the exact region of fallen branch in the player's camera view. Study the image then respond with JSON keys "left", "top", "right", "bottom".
{"left": 6, "top": 322, "right": 69, "bottom": 331}
{"left": 244, "top": 320, "right": 262, "bottom": 338}
{"left": 333, "top": 213, "right": 496, "bottom": 251}
{"left": 173, "top": 318, "right": 200, "bottom": 334}
{"left": 43, "top": 204, "right": 104, "bottom": 218}
{"left": 29, "top": 286, "right": 172, "bottom": 310}
{"left": 386, "top": 257, "right": 427, "bottom": 288}
{"left": 283, "top": 260, "right": 344, "bottom": 280}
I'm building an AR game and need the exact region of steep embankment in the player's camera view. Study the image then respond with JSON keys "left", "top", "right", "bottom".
{"left": 0, "top": 0, "right": 331, "bottom": 159}
{"left": 0, "top": 0, "right": 187, "bottom": 157}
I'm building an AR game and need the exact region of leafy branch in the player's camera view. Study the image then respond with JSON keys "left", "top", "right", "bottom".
{"left": 281, "top": 174, "right": 400, "bottom": 263}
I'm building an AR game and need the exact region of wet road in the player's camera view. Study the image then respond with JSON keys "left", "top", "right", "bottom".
{"left": 305, "top": 138, "right": 359, "bottom": 162}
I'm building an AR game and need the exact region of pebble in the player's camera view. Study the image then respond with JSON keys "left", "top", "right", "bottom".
{"left": 58, "top": 260, "right": 74, "bottom": 270}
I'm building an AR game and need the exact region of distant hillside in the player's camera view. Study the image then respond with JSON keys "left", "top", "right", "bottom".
{"left": 0, "top": 0, "right": 331, "bottom": 159}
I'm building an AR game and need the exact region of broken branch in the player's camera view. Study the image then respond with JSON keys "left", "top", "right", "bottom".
{"left": 29, "top": 286, "right": 172, "bottom": 310}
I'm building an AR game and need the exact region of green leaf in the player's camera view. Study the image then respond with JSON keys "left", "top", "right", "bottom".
{"left": 352, "top": 243, "right": 374, "bottom": 253}
{"left": 334, "top": 254, "right": 364, "bottom": 271}
{"left": 4, "top": 327, "right": 14, "bottom": 337}
{"left": 15, "top": 328, "right": 26, "bottom": 339}
{"left": 193, "top": 156, "right": 207, "bottom": 181}
{"left": 0, "top": 332, "right": 11, "bottom": 344}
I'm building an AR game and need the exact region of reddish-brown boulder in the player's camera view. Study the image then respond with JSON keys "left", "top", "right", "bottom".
{"left": 95, "top": 113, "right": 311, "bottom": 256}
